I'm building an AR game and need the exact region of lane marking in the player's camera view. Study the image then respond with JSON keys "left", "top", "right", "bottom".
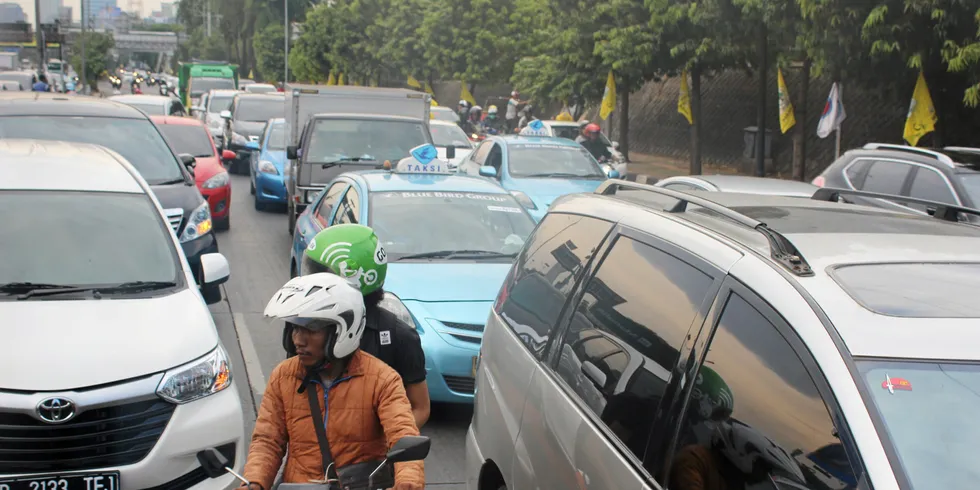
{"left": 232, "top": 311, "right": 267, "bottom": 400}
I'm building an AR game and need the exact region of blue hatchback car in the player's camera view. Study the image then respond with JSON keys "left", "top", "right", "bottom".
{"left": 249, "top": 117, "right": 287, "bottom": 210}
{"left": 456, "top": 135, "right": 615, "bottom": 221}
{"left": 289, "top": 167, "right": 537, "bottom": 403}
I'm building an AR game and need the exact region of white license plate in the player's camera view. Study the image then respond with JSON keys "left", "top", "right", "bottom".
{"left": 0, "top": 472, "right": 120, "bottom": 490}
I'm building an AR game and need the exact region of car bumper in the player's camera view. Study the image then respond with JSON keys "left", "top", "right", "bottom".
{"left": 200, "top": 185, "right": 231, "bottom": 220}
{"left": 420, "top": 326, "right": 480, "bottom": 404}
{"left": 255, "top": 172, "right": 287, "bottom": 204}
{"left": 465, "top": 424, "right": 485, "bottom": 490}
{"left": 1, "top": 384, "right": 246, "bottom": 490}
{"left": 182, "top": 232, "right": 219, "bottom": 282}
{"left": 226, "top": 141, "right": 257, "bottom": 161}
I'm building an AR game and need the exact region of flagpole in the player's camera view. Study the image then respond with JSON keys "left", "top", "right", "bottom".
{"left": 834, "top": 83, "right": 843, "bottom": 159}
{"left": 835, "top": 127, "right": 841, "bottom": 159}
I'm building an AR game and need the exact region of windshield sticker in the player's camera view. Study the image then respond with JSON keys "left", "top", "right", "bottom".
{"left": 388, "top": 191, "right": 510, "bottom": 202}
{"left": 882, "top": 374, "right": 912, "bottom": 394}
{"left": 488, "top": 205, "right": 523, "bottom": 213}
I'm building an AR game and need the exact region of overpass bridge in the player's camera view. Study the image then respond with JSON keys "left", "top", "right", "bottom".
{"left": 63, "top": 28, "right": 179, "bottom": 71}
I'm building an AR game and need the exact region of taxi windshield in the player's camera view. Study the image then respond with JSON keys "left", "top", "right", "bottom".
{"left": 369, "top": 191, "right": 535, "bottom": 260}
{"left": 856, "top": 359, "right": 980, "bottom": 488}
{"left": 307, "top": 119, "right": 429, "bottom": 163}
{"left": 507, "top": 144, "right": 605, "bottom": 179}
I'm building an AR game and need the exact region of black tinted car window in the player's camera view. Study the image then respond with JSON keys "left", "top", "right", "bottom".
{"left": 334, "top": 188, "right": 360, "bottom": 225}
{"left": 314, "top": 183, "right": 347, "bottom": 226}
{"left": 863, "top": 161, "right": 911, "bottom": 194}
{"left": 555, "top": 235, "right": 714, "bottom": 463}
{"left": 844, "top": 159, "right": 872, "bottom": 188}
{"left": 908, "top": 167, "right": 956, "bottom": 206}
{"left": 494, "top": 213, "right": 612, "bottom": 358}
{"left": 666, "top": 291, "right": 858, "bottom": 490}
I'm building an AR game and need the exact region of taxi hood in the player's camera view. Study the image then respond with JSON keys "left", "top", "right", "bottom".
{"left": 0, "top": 288, "right": 218, "bottom": 391}
{"left": 384, "top": 262, "right": 511, "bottom": 302}
{"left": 509, "top": 178, "right": 605, "bottom": 210}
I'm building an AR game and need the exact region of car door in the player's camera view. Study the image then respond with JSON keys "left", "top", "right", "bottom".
{"left": 327, "top": 183, "right": 363, "bottom": 226}
{"left": 511, "top": 225, "right": 723, "bottom": 490}
{"left": 905, "top": 165, "right": 960, "bottom": 213}
{"left": 462, "top": 140, "right": 494, "bottom": 175}
{"left": 847, "top": 158, "right": 916, "bottom": 212}
{"left": 655, "top": 279, "right": 865, "bottom": 490}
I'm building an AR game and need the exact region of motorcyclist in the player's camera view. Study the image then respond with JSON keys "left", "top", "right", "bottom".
{"left": 576, "top": 123, "right": 612, "bottom": 162}
{"left": 465, "top": 105, "right": 483, "bottom": 136}
{"left": 456, "top": 100, "right": 470, "bottom": 125}
{"left": 505, "top": 90, "right": 525, "bottom": 130}
{"left": 31, "top": 74, "right": 49, "bottom": 92}
{"left": 293, "top": 224, "right": 431, "bottom": 427}
{"left": 483, "top": 105, "right": 503, "bottom": 134}
{"left": 517, "top": 103, "right": 535, "bottom": 132}
{"left": 244, "top": 273, "right": 425, "bottom": 490}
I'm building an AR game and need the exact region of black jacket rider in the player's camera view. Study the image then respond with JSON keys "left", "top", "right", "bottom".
{"left": 576, "top": 135, "right": 612, "bottom": 161}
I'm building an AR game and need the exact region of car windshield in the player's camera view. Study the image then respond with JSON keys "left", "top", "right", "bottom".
{"left": 0, "top": 116, "right": 184, "bottom": 184}
{"left": 123, "top": 101, "right": 165, "bottom": 115}
{"left": 158, "top": 124, "right": 214, "bottom": 158}
{"left": 306, "top": 119, "right": 429, "bottom": 163}
{"left": 430, "top": 124, "right": 472, "bottom": 148}
{"left": 235, "top": 98, "right": 284, "bottom": 122}
{"left": 190, "top": 77, "right": 235, "bottom": 97}
{"left": 431, "top": 108, "right": 460, "bottom": 123}
{"left": 370, "top": 191, "right": 535, "bottom": 260}
{"left": 507, "top": 143, "right": 605, "bottom": 178}
{"left": 267, "top": 123, "right": 286, "bottom": 150}
{"left": 0, "top": 191, "right": 179, "bottom": 290}
{"left": 955, "top": 173, "right": 980, "bottom": 205}
{"left": 208, "top": 95, "right": 233, "bottom": 113}
{"left": 856, "top": 359, "right": 980, "bottom": 489}
{"left": 551, "top": 125, "right": 612, "bottom": 146}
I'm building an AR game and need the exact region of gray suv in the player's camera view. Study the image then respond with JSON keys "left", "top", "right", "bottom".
{"left": 467, "top": 181, "right": 980, "bottom": 490}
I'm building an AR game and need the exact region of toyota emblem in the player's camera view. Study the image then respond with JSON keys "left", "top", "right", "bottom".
{"left": 36, "top": 397, "right": 76, "bottom": 424}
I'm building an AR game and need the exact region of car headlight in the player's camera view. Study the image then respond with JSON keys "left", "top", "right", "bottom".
{"left": 231, "top": 131, "right": 248, "bottom": 145}
{"left": 179, "top": 200, "right": 213, "bottom": 243}
{"left": 202, "top": 171, "right": 229, "bottom": 189}
{"left": 156, "top": 346, "right": 232, "bottom": 404}
{"left": 378, "top": 292, "right": 417, "bottom": 329}
{"left": 510, "top": 190, "right": 537, "bottom": 210}
{"left": 258, "top": 160, "right": 279, "bottom": 175}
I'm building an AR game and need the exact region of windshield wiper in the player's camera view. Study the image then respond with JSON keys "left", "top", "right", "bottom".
{"left": 398, "top": 250, "right": 517, "bottom": 261}
{"left": 523, "top": 172, "right": 594, "bottom": 179}
{"left": 321, "top": 157, "right": 377, "bottom": 168}
{"left": 0, "top": 282, "right": 98, "bottom": 300}
{"left": 154, "top": 177, "right": 188, "bottom": 185}
{"left": 98, "top": 280, "right": 178, "bottom": 293}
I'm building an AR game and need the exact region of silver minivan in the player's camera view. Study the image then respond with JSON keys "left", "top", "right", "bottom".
{"left": 467, "top": 181, "right": 980, "bottom": 490}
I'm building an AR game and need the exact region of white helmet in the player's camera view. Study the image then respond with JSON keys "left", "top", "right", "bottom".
{"left": 265, "top": 273, "right": 367, "bottom": 361}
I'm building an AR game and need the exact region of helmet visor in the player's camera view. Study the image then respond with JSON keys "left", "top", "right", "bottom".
{"left": 290, "top": 317, "right": 340, "bottom": 331}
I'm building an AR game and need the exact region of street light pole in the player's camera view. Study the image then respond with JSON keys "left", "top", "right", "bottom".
{"left": 80, "top": 0, "right": 86, "bottom": 94}
{"left": 283, "top": 0, "right": 289, "bottom": 85}
{"left": 34, "top": 0, "right": 44, "bottom": 69}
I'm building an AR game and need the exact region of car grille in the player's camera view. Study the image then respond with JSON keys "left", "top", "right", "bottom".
{"left": 0, "top": 399, "right": 176, "bottom": 473}
{"left": 442, "top": 321, "right": 484, "bottom": 332}
{"left": 441, "top": 321, "right": 484, "bottom": 344}
{"left": 443, "top": 375, "right": 476, "bottom": 394}
{"left": 164, "top": 208, "right": 184, "bottom": 235}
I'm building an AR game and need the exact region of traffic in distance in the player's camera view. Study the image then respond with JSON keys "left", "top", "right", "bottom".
{"left": 0, "top": 63, "right": 978, "bottom": 490}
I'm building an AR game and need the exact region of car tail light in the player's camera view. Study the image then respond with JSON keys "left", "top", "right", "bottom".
{"left": 493, "top": 266, "right": 515, "bottom": 315}
{"left": 812, "top": 175, "right": 826, "bottom": 187}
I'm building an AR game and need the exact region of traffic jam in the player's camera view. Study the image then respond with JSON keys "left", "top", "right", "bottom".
{"left": 1, "top": 63, "right": 979, "bottom": 490}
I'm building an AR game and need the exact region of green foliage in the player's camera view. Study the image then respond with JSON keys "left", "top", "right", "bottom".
{"left": 418, "top": 0, "right": 516, "bottom": 87}
{"left": 254, "top": 23, "right": 285, "bottom": 82}
{"left": 70, "top": 31, "right": 114, "bottom": 89}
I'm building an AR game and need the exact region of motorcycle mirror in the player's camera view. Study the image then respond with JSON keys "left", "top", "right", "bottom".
{"left": 385, "top": 435, "right": 431, "bottom": 463}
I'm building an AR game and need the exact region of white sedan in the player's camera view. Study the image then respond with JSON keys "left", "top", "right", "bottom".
{"left": 541, "top": 120, "right": 627, "bottom": 176}
{"left": 429, "top": 119, "right": 474, "bottom": 169}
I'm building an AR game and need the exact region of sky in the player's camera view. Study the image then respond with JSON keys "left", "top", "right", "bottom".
{"left": 17, "top": 0, "right": 166, "bottom": 22}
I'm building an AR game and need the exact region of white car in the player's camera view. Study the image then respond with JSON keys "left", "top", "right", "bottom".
{"left": 542, "top": 120, "right": 627, "bottom": 176}
{"left": 430, "top": 119, "right": 474, "bottom": 168}
{"left": 244, "top": 83, "right": 277, "bottom": 94}
{"left": 0, "top": 139, "right": 245, "bottom": 489}
{"left": 195, "top": 89, "right": 239, "bottom": 147}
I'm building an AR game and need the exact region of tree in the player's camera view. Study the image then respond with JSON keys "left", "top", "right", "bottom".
{"left": 70, "top": 31, "right": 114, "bottom": 91}
{"left": 254, "top": 23, "right": 285, "bottom": 82}
{"left": 379, "top": 0, "right": 430, "bottom": 83}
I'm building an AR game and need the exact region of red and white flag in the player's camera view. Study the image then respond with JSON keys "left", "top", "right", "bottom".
{"left": 817, "top": 82, "right": 846, "bottom": 139}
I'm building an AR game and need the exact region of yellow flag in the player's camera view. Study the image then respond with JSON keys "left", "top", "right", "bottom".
{"left": 424, "top": 82, "right": 439, "bottom": 106}
{"left": 407, "top": 75, "right": 421, "bottom": 89}
{"left": 600, "top": 71, "right": 616, "bottom": 120}
{"left": 337, "top": 73, "right": 345, "bottom": 85}
{"left": 327, "top": 73, "right": 336, "bottom": 86}
{"left": 248, "top": 69, "right": 254, "bottom": 79}
{"left": 777, "top": 68, "right": 796, "bottom": 134}
{"left": 678, "top": 70, "right": 693, "bottom": 125}
{"left": 904, "top": 72, "right": 937, "bottom": 147}
{"left": 459, "top": 82, "right": 476, "bottom": 106}
{"left": 555, "top": 107, "right": 574, "bottom": 121}
{"left": 370, "top": 78, "right": 378, "bottom": 87}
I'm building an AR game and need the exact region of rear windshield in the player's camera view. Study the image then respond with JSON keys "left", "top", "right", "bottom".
{"left": 190, "top": 77, "right": 235, "bottom": 97}
{"left": 831, "top": 263, "right": 980, "bottom": 317}
{"left": 208, "top": 95, "right": 233, "bottom": 113}
{"left": 955, "top": 173, "right": 980, "bottom": 205}
{"left": 429, "top": 124, "right": 472, "bottom": 149}
{"left": 235, "top": 97, "right": 284, "bottom": 122}
{"left": 267, "top": 123, "right": 286, "bottom": 150}
{"left": 857, "top": 359, "right": 980, "bottom": 489}
{"left": 158, "top": 124, "right": 214, "bottom": 158}
{"left": 124, "top": 101, "right": 165, "bottom": 115}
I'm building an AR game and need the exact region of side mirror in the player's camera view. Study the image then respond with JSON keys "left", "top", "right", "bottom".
{"left": 385, "top": 436, "right": 431, "bottom": 463}
{"left": 581, "top": 360, "right": 607, "bottom": 388}
{"left": 446, "top": 146, "right": 456, "bottom": 160}
{"left": 221, "top": 149, "right": 236, "bottom": 161}
{"left": 179, "top": 153, "right": 197, "bottom": 169}
{"left": 607, "top": 169, "right": 620, "bottom": 179}
{"left": 219, "top": 110, "right": 232, "bottom": 119}
{"left": 611, "top": 141, "right": 620, "bottom": 149}
{"left": 199, "top": 253, "right": 230, "bottom": 304}
{"left": 479, "top": 166, "right": 497, "bottom": 178}
{"left": 287, "top": 145, "right": 299, "bottom": 160}
{"left": 246, "top": 141, "right": 260, "bottom": 150}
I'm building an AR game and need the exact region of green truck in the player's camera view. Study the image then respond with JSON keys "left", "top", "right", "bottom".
{"left": 178, "top": 61, "right": 239, "bottom": 109}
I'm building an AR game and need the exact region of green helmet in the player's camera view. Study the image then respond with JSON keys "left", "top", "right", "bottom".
{"left": 303, "top": 224, "right": 388, "bottom": 295}
{"left": 690, "top": 366, "right": 734, "bottom": 421}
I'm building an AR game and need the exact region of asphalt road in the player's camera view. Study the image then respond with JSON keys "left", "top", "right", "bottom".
{"left": 213, "top": 172, "right": 472, "bottom": 489}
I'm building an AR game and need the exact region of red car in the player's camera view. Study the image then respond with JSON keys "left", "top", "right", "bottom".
{"left": 152, "top": 115, "right": 236, "bottom": 230}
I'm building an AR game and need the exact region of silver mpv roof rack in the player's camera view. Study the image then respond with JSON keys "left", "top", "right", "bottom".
{"left": 596, "top": 180, "right": 814, "bottom": 277}
{"left": 862, "top": 143, "right": 955, "bottom": 167}
{"left": 811, "top": 187, "right": 980, "bottom": 223}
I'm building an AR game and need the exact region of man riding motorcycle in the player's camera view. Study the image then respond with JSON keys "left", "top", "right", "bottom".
{"left": 243, "top": 273, "right": 425, "bottom": 490}
{"left": 293, "top": 224, "right": 431, "bottom": 427}
{"left": 483, "top": 105, "right": 503, "bottom": 134}
{"left": 576, "top": 123, "right": 612, "bottom": 162}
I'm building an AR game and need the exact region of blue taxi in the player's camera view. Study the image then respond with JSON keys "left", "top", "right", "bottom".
{"left": 249, "top": 118, "right": 287, "bottom": 210}
{"left": 456, "top": 134, "right": 616, "bottom": 221}
{"left": 289, "top": 149, "right": 537, "bottom": 403}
